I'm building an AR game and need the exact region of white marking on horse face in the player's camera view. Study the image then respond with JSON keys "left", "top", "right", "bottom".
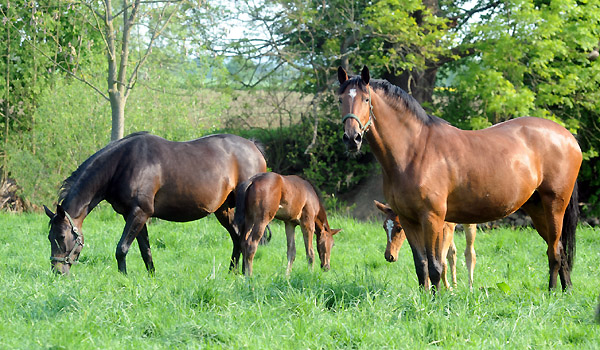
{"left": 349, "top": 88, "right": 357, "bottom": 103}
{"left": 385, "top": 219, "right": 394, "bottom": 243}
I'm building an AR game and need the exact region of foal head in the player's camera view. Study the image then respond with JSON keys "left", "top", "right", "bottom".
{"left": 44, "top": 205, "right": 84, "bottom": 275}
{"left": 338, "top": 66, "right": 373, "bottom": 152}
{"left": 374, "top": 200, "right": 406, "bottom": 262}
{"left": 315, "top": 219, "right": 341, "bottom": 271}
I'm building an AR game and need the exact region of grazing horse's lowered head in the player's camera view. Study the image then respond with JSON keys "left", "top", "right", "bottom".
{"left": 44, "top": 204, "right": 84, "bottom": 275}
{"left": 374, "top": 200, "right": 405, "bottom": 262}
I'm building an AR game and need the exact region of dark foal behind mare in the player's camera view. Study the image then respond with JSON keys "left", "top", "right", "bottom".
{"left": 338, "top": 66, "right": 581, "bottom": 291}
{"left": 375, "top": 200, "right": 477, "bottom": 290}
{"left": 44, "top": 132, "right": 266, "bottom": 275}
{"left": 233, "top": 172, "right": 341, "bottom": 276}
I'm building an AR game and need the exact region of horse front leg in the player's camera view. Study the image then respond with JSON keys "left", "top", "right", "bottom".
{"left": 423, "top": 215, "right": 446, "bottom": 292}
{"left": 136, "top": 224, "right": 155, "bottom": 274}
{"left": 117, "top": 207, "right": 150, "bottom": 274}
{"left": 402, "top": 221, "right": 430, "bottom": 290}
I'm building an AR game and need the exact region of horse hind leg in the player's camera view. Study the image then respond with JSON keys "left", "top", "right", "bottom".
{"left": 136, "top": 224, "right": 155, "bottom": 274}
{"left": 464, "top": 224, "right": 477, "bottom": 290}
{"left": 242, "top": 221, "right": 268, "bottom": 276}
{"left": 284, "top": 222, "right": 296, "bottom": 276}
{"left": 522, "top": 191, "right": 569, "bottom": 291}
{"left": 214, "top": 202, "right": 242, "bottom": 273}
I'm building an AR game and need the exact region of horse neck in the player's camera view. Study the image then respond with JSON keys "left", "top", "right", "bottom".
{"left": 61, "top": 161, "right": 114, "bottom": 223}
{"left": 366, "top": 91, "right": 427, "bottom": 174}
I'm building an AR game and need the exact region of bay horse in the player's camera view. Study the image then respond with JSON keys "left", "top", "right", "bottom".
{"left": 375, "top": 200, "right": 477, "bottom": 290}
{"left": 233, "top": 172, "right": 341, "bottom": 276}
{"left": 44, "top": 132, "right": 266, "bottom": 275}
{"left": 338, "top": 66, "right": 581, "bottom": 291}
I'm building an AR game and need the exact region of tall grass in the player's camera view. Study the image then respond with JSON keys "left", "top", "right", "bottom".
{"left": 1, "top": 207, "right": 599, "bottom": 349}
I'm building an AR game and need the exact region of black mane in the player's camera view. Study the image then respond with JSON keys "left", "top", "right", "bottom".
{"left": 58, "top": 131, "right": 149, "bottom": 204}
{"left": 338, "top": 76, "right": 447, "bottom": 126}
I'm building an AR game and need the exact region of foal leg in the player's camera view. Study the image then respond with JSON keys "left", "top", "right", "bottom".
{"left": 284, "top": 222, "right": 297, "bottom": 276}
{"left": 445, "top": 237, "right": 457, "bottom": 289}
{"left": 441, "top": 223, "right": 457, "bottom": 289}
{"left": 300, "top": 221, "right": 315, "bottom": 270}
{"left": 242, "top": 222, "right": 267, "bottom": 276}
{"left": 463, "top": 224, "right": 477, "bottom": 291}
{"left": 117, "top": 207, "right": 151, "bottom": 274}
{"left": 136, "top": 224, "right": 155, "bottom": 274}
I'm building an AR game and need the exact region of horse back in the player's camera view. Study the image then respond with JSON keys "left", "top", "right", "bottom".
{"left": 107, "top": 133, "right": 266, "bottom": 221}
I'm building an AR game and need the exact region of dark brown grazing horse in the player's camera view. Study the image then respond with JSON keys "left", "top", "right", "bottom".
{"left": 233, "top": 172, "right": 341, "bottom": 276}
{"left": 44, "top": 132, "right": 266, "bottom": 275}
{"left": 338, "top": 66, "right": 581, "bottom": 291}
{"left": 375, "top": 200, "right": 477, "bottom": 290}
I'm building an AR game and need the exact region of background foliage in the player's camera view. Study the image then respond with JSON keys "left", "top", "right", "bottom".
{"left": 1, "top": 0, "right": 600, "bottom": 217}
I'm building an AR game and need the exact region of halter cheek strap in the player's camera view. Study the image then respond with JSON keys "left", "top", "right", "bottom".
{"left": 342, "top": 87, "right": 376, "bottom": 135}
{"left": 50, "top": 211, "right": 84, "bottom": 265}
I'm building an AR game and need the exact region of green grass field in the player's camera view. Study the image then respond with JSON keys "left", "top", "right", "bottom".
{"left": 1, "top": 205, "right": 599, "bottom": 349}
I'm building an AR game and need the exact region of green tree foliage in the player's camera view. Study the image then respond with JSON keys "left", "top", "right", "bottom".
{"left": 231, "top": 0, "right": 600, "bottom": 217}
{"left": 435, "top": 0, "right": 600, "bottom": 215}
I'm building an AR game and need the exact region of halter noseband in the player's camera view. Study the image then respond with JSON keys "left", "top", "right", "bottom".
{"left": 342, "top": 86, "right": 376, "bottom": 135}
{"left": 50, "top": 211, "right": 84, "bottom": 265}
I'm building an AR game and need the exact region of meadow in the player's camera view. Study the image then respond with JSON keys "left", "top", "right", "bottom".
{"left": 1, "top": 205, "right": 599, "bottom": 349}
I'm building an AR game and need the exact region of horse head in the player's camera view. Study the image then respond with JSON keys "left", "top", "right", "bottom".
{"left": 374, "top": 200, "right": 406, "bottom": 262}
{"left": 316, "top": 223, "right": 341, "bottom": 271}
{"left": 44, "top": 204, "right": 84, "bottom": 275}
{"left": 338, "top": 65, "right": 374, "bottom": 152}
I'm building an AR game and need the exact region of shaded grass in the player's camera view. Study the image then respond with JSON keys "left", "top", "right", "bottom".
{"left": 1, "top": 206, "right": 599, "bottom": 349}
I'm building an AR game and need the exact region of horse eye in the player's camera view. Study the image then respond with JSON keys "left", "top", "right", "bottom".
{"left": 365, "top": 98, "right": 370, "bottom": 103}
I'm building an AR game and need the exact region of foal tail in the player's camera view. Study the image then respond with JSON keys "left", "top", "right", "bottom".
{"left": 232, "top": 180, "right": 253, "bottom": 237}
{"left": 562, "top": 181, "right": 579, "bottom": 271}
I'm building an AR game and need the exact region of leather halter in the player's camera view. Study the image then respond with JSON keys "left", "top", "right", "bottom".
{"left": 342, "top": 86, "right": 376, "bottom": 135}
{"left": 50, "top": 211, "right": 84, "bottom": 265}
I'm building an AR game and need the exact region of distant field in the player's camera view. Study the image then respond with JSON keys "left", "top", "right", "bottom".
{"left": 1, "top": 206, "right": 599, "bottom": 349}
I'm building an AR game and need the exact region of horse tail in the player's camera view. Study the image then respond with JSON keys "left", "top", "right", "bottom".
{"left": 233, "top": 180, "right": 253, "bottom": 237}
{"left": 259, "top": 225, "right": 272, "bottom": 246}
{"left": 561, "top": 181, "right": 579, "bottom": 271}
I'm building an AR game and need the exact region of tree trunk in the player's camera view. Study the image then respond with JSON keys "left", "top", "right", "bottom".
{"left": 109, "top": 92, "right": 125, "bottom": 141}
{"left": 3, "top": 0, "right": 11, "bottom": 182}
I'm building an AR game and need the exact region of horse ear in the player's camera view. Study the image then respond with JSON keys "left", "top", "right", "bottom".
{"left": 338, "top": 66, "right": 348, "bottom": 84}
{"left": 55, "top": 204, "right": 66, "bottom": 219}
{"left": 374, "top": 200, "right": 393, "bottom": 214}
{"left": 331, "top": 229, "right": 341, "bottom": 236}
{"left": 361, "top": 65, "right": 370, "bottom": 85}
{"left": 44, "top": 205, "right": 55, "bottom": 219}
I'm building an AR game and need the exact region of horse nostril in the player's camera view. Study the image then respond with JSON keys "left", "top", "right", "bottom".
{"left": 342, "top": 133, "right": 350, "bottom": 145}
{"left": 354, "top": 133, "right": 362, "bottom": 144}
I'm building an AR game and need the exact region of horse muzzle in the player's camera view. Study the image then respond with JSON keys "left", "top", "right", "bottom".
{"left": 342, "top": 131, "right": 362, "bottom": 152}
{"left": 385, "top": 251, "right": 397, "bottom": 263}
{"left": 51, "top": 261, "right": 72, "bottom": 275}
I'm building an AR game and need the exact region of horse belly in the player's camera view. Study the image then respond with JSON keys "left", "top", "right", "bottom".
{"left": 152, "top": 185, "right": 229, "bottom": 222}
{"left": 446, "top": 188, "right": 533, "bottom": 223}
